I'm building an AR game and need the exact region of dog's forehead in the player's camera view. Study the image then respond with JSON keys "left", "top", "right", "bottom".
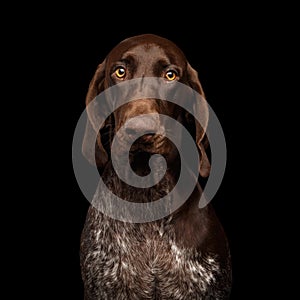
{"left": 107, "top": 34, "right": 187, "bottom": 65}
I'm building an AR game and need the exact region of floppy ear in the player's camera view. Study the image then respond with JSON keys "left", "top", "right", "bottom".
{"left": 186, "top": 63, "right": 211, "bottom": 178}
{"left": 82, "top": 60, "right": 109, "bottom": 170}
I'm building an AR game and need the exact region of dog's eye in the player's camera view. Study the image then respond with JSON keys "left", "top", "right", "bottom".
{"left": 165, "top": 70, "right": 177, "bottom": 81}
{"left": 115, "top": 67, "right": 126, "bottom": 78}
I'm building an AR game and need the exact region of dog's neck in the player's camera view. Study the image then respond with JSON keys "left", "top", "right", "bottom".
{"left": 98, "top": 154, "right": 203, "bottom": 222}
{"left": 94, "top": 155, "right": 226, "bottom": 252}
{"left": 101, "top": 161, "right": 177, "bottom": 204}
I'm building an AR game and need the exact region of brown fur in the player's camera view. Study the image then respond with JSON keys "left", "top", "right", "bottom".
{"left": 80, "top": 34, "right": 231, "bottom": 299}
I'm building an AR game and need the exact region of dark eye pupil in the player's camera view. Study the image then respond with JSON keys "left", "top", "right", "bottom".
{"left": 115, "top": 67, "right": 126, "bottom": 78}
{"left": 167, "top": 71, "right": 175, "bottom": 78}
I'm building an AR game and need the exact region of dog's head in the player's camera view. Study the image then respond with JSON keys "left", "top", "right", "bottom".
{"left": 82, "top": 34, "right": 210, "bottom": 177}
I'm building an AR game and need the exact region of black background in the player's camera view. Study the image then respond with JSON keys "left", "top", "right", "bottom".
{"left": 12, "top": 4, "right": 286, "bottom": 300}
{"left": 64, "top": 25, "right": 256, "bottom": 299}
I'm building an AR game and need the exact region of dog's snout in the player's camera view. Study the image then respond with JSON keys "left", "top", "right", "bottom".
{"left": 124, "top": 116, "right": 160, "bottom": 138}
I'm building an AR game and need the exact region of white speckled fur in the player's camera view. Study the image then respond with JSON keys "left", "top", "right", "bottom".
{"left": 80, "top": 204, "right": 231, "bottom": 300}
{"left": 80, "top": 34, "right": 232, "bottom": 299}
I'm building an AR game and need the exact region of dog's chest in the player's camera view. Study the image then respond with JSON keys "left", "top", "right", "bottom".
{"left": 80, "top": 210, "right": 222, "bottom": 299}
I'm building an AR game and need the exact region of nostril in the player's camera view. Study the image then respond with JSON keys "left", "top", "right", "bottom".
{"left": 124, "top": 116, "right": 160, "bottom": 137}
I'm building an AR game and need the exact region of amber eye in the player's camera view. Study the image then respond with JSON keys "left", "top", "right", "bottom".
{"left": 165, "top": 70, "right": 177, "bottom": 81}
{"left": 115, "top": 67, "right": 126, "bottom": 78}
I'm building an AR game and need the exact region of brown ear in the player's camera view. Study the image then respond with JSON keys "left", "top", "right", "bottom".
{"left": 82, "top": 60, "right": 109, "bottom": 169}
{"left": 187, "top": 63, "right": 211, "bottom": 177}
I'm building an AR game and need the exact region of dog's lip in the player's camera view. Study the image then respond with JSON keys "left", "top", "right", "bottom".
{"left": 114, "top": 134, "right": 167, "bottom": 155}
{"left": 122, "top": 133, "right": 160, "bottom": 145}
{"left": 133, "top": 134, "right": 165, "bottom": 148}
{"left": 140, "top": 133, "right": 155, "bottom": 143}
{"left": 130, "top": 134, "right": 166, "bottom": 154}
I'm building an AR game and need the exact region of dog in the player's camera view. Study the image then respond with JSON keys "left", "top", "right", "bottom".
{"left": 80, "top": 34, "right": 232, "bottom": 299}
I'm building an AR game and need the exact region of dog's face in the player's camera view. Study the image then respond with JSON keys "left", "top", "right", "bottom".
{"left": 108, "top": 40, "right": 187, "bottom": 161}
{"left": 83, "top": 34, "right": 210, "bottom": 177}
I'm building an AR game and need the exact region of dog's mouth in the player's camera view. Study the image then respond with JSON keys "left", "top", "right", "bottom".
{"left": 129, "top": 133, "right": 166, "bottom": 154}
{"left": 127, "top": 134, "right": 167, "bottom": 177}
{"left": 106, "top": 132, "right": 160, "bottom": 175}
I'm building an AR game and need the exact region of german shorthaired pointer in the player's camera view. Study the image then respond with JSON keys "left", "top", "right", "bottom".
{"left": 80, "top": 34, "right": 232, "bottom": 299}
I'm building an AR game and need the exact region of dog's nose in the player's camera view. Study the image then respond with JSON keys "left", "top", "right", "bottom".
{"left": 124, "top": 115, "right": 160, "bottom": 138}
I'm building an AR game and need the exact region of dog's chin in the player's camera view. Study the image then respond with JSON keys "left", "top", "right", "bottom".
{"left": 129, "top": 135, "right": 170, "bottom": 154}
{"left": 113, "top": 135, "right": 176, "bottom": 176}
{"left": 129, "top": 145, "right": 164, "bottom": 167}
